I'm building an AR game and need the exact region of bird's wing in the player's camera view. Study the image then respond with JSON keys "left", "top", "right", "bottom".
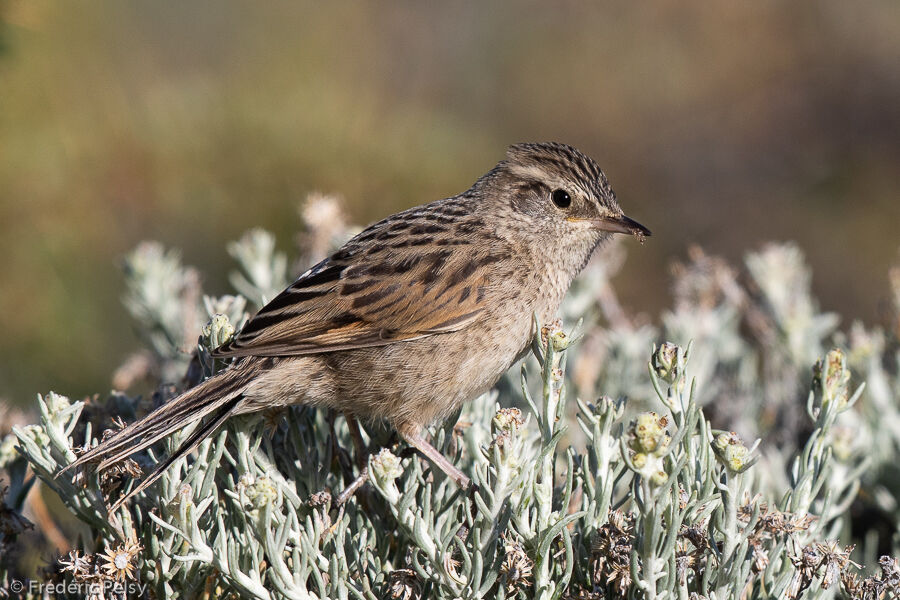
{"left": 213, "top": 207, "right": 503, "bottom": 358}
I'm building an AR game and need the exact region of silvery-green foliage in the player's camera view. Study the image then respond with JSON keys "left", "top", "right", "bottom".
{"left": 565, "top": 243, "right": 659, "bottom": 404}
{"left": 122, "top": 242, "right": 205, "bottom": 383}
{"left": 228, "top": 228, "right": 290, "bottom": 308}
{"left": 745, "top": 243, "right": 839, "bottom": 367}
{"left": 3, "top": 225, "right": 900, "bottom": 599}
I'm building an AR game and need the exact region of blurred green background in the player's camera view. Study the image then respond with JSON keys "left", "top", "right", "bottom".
{"left": 1, "top": 1, "right": 898, "bottom": 405}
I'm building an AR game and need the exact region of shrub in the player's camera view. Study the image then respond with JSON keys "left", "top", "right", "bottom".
{"left": 2, "top": 198, "right": 899, "bottom": 599}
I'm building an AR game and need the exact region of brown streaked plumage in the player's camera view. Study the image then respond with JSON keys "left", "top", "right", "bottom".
{"left": 60, "top": 142, "right": 650, "bottom": 508}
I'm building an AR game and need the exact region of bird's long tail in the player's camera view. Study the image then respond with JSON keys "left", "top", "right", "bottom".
{"left": 58, "top": 359, "right": 261, "bottom": 510}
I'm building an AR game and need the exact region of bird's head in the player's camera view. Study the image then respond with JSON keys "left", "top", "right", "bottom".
{"left": 489, "top": 142, "right": 650, "bottom": 252}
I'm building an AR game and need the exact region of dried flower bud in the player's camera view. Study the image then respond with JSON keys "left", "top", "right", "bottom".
{"left": 632, "top": 452, "right": 648, "bottom": 469}
{"left": 385, "top": 568, "right": 422, "bottom": 600}
{"left": 550, "top": 329, "right": 570, "bottom": 352}
{"left": 878, "top": 556, "right": 900, "bottom": 587}
{"left": 540, "top": 320, "right": 564, "bottom": 349}
{"left": 370, "top": 448, "right": 404, "bottom": 504}
{"left": 243, "top": 476, "right": 278, "bottom": 509}
{"left": 649, "top": 469, "right": 668, "bottom": 486}
{"left": 818, "top": 541, "right": 855, "bottom": 590}
{"left": 202, "top": 313, "right": 235, "bottom": 350}
{"left": 99, "top": 458, "right": 143, "bottom": 497}
{"left": 652, "top": 342, "right": 681, "bottom": 385}
{"left": 629, "top": 412, "right": 670, "bottom": 456}
{"left": 627, "top": 413, "right": 671, "bottom": 486}
{"left": 722, "top": 444, "right": 750, "bottom": 473}
{"left": 712, "top": 432, "right": 732, "bottom": 452}
{"left": 712, "top": 432, "right": 754, "bottom": 474}
{"left": 99, "top": 540, "right": 142, "bottom": 581}
{"left": 307, "top": 491, "right": 332, "bottom": 508}
{"left": 371, "top": 448, "right": 403, "bottom": 482}
{"left": 43, "top": 392, "right": 71, "bottom": 418}
{"left": 813, "top": 349, "right": 850, "bottom": 412}
{"left": 591, "top": 511, "right": 634, "bottom": 595}
{"left": 204, "top": 294, "right": 247, "bottom": 325}
{"left": 58, "top": 550, "right": 93, "bottom": 580}
{"left": 499, "top": 535, "right": 533, "bottom": 592}
{"left": 492, "top": 408, "right": 525, "bottom": 434}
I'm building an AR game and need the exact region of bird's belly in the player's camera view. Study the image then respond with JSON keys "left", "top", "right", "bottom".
{"left": 330, "top": 313, "right": 536, "bottom": 427}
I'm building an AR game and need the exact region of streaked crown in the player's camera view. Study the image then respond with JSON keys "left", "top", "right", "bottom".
{"left": 504, "top": 142, "right": 618, "bottom": 211}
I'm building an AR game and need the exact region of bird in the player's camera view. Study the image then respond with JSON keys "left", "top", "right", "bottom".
{"left": 60, "top": 142, "right": 650, "bottom": 508}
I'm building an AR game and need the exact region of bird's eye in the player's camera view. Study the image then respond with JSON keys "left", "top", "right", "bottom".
{"left": 551, "top": 189, "right": 571, "bottom": 208}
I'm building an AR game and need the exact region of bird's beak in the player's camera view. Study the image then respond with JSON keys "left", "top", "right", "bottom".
{"left": 590, "top": 214, "right": 652, "bottom": 239}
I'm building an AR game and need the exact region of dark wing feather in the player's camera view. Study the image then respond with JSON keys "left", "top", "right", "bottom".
{"left": 213, "top": 202, "right": 501, "bottom": 359}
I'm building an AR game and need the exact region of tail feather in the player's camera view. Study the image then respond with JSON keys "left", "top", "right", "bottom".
{"left": 58, "top": 366, "right": 250, "bottom": 478}
{"left": 94, "top": 399, "right": 215, "bottom": 472}
{"left": 56, "top": 360, "right": 266, "bottom": 509}
{"left": 94, "top": 374, "right": 245, "bottom": 472}
{"left": 109, "top": 394, "right": 242, "bottom": 512}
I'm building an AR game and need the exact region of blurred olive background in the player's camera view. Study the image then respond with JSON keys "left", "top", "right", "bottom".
{"left": 1, "top": 1, "right": 898, "bottom": 405}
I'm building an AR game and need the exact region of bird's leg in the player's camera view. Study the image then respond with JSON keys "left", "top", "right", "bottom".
{"left": 326, "top": 410, "right": 355, "bottom": 483}
{"left": 335, "top": 466, "right": 368, "bottom": 506}
{"left": 344, "top": 413, "right": 368, "bottom": 469}
{"left": 334, "top": 413, "right": 369, "bottom": 506}
{"left": 398, "top": 425, "right": 472, "bottom": 491}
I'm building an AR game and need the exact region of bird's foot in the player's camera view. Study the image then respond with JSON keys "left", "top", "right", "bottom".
{"left": 334, "top": 465, "right": 369, "bottom": 507}
{"left": 398, "top": 426, "right": 473, "bottom": 491}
